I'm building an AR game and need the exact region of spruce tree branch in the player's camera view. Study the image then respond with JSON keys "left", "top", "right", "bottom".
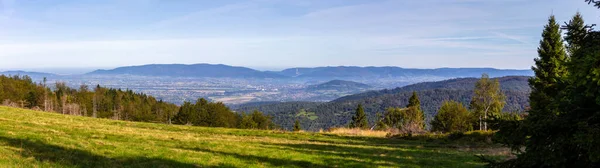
{"left": 586, "top": 0, "right": 600, "bottom": 8}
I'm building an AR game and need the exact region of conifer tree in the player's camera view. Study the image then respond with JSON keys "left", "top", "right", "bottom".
{"left": 407, "top": 91, "right": 421, "bottom": 110}
{"left": 528, "top": 15, "right": 568, "bottom": 119}
{"left": 407, "top": 91, "right": 425, "bottom": 129}
{"left": 293, "top": 119, "right": 301, "bottom": 132}
{"left": 556, "top": 8, "right": 600, "bottom": 165}
{"left": 563, "top": 12, "right": 588, "bottom": 56}
{"left": 374, "top": 112, "right": 388, "bottom": 130}
{"left": 349, "top": 104, "right": 368, "bottom": 129}
{"left": 586, "top": 0, "right": 600, "bottom": 8}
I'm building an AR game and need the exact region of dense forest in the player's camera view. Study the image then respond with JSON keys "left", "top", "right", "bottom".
{"left": 335, "top": 76, "right": 530, "bottom": 102}
{"left": 236, "top": 76, "right": 530, "bottom": 130}
{"left": 0, "top": 75, "right": 274, "bottom": 130}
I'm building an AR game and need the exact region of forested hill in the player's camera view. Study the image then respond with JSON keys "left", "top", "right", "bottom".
{"left": 235, "top": 76, "right": 531, "bottom": 130}
{"left": 307, "top": 80, "right": 372, "bottom": 91}
{"left": 87, "top": 64, "right": 286, "bottom": 78}
{"left": 335, "top": 76, "right": 530, "bottom": 102}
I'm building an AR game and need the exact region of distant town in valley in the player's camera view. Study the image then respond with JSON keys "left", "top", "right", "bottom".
{"left": 1, "top": 64, "right": 533, "bottom": 105}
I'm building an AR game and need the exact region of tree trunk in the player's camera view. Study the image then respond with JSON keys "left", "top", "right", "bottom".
{"left": 92, "top": 96, "right": 97, "bottom": 118}
{"left": 479, "top": 115, "right": 482, "bottom": 130}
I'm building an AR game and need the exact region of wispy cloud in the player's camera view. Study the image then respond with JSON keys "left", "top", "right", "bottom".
{"left": 0, "top": 0, "right": 596, "bottom": 69}
{"left": 491, "top": 32, "right": 533, "bottom": 44}
{"left": 149, "top": 2, "right": 258, "bottom": 29}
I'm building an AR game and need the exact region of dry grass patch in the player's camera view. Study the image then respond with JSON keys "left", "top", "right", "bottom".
{"left": 325, "top": 127, "right": 390, "bottom": 137}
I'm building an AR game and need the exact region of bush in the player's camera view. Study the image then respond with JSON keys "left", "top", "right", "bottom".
{"left": 431, "top": 100, "right": 472, "bottom": 133}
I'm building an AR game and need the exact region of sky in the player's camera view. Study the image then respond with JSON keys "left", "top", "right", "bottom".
{"left": 0, "top": 0, "right": 599, "bottom": 72}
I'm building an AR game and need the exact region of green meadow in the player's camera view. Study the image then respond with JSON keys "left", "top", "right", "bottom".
{"left": 0, "top": 106, "right": 507, "bottom": 168}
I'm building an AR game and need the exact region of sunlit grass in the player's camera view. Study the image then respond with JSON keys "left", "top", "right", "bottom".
{"left": 325, "top": 127, "right": 390, "bottom": 138}
{"left": 0, "top": 106, "right": 507, "bottom": 167}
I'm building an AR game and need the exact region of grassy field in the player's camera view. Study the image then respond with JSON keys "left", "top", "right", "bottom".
{"left": 296, "top": 109, "right": 319, "bottom": 121}
{"left": 0, "top": 106, "right": 507, "bottom": 168}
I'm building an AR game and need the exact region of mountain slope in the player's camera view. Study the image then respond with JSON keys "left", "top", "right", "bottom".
{"left": 87, "top": 64, "right": 286, "bottom": 78}
{"left": 0, "top": 106, "right": 496, "bottom": 167}
{"left": 335, "top": 76, "right": 530, "bottom": 102}
{"left": 236, "top": 76, "right": 531, "bottom": 130}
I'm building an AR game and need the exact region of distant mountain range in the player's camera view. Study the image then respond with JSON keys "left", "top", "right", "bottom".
{"left": 87, "top": 64, "right": 285, "bottom": 78}
{"left": 82, "top": 64, "right": 532, "bottom": 79}
{"left": 2, "top": 64, "right": 534, "bottom": 80}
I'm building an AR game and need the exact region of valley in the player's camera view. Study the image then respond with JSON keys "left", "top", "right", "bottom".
{"left": 0, "top": 64, "right": 532, "bottom": 105}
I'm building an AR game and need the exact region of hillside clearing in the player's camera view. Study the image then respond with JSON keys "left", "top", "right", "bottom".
{"left": 0, "top": 106, "right": 507, "bottom": 167}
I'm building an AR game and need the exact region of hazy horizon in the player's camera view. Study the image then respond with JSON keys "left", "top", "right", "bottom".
{"left": 0, "top": 63, "right": 536, "bottom": 75}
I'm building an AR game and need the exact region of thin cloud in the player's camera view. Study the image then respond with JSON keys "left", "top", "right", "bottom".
{"left": 491, "top": 32, "right": 533, "bottom": 44}
{"left": 0, "top": 0, "right": 596, "bottom": 69}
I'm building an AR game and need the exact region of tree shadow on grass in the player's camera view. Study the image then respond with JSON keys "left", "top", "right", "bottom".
{"left": 0, "top": 136, "right": 213, "bottom": 168}
{"left": 180, "top": 146, "right": 327, "bottom": 168}
{"left": 313, "top": 133, "right": 487, "bottom": 150}
{"left": 309, "top": 134, "right": 430, "bottom": 149}
{"left": 178, "top": 141, "right": 482, "bottom": 168}
{"left": 259, "top": 142, "right": 484, "bottom": 167}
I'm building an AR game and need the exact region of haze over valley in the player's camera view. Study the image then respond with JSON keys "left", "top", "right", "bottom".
{"left": 2, "top": 64, "right": 532, "bottom": 105}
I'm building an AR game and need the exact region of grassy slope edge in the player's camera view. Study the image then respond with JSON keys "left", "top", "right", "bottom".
{"left": 0, "top": 106, "right": 505, "bottom": 168}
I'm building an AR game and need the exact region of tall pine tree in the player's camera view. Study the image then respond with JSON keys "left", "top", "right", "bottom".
{"left": 407, "top": 91, "right": 425, "bottom": 129}
{"left": 563, "top": 12, "right": 588, "bottom": 56}
{"left": 522, "top": 17, "right": 569, "bottom": 161}
{"left": 489, "top": 20, "right": 568, "bottom": 161}
{"left": 407, "top": 91, "right": 421, "bottom": 110}
{"left": 529, "top": 15, "right": 568, "bottom": 114}
{"left": 350, "top": 104, "right": 368, "bottom": 129}
{"left": 293, "top": 119, "right": 301, "bottom": 131}
{"left": 559, "top": 8, "right": 600, "bottom": 166}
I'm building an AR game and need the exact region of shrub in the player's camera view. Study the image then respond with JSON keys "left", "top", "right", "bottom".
{"left": 431, "top": 101, "right": 472, "bottom": 133}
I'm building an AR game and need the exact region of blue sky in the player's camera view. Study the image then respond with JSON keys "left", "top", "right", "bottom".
{"left": 0, "top": 0, "right": 598, "bottom": 71}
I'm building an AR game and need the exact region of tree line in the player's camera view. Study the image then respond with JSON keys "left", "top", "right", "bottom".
{"left": 235, "top": 76, "right": 530, "bottom": 131}
{"left": 346, "top": 74, "right": 510, "bottom": 134}
{"left": 0, "top": 75, "right": 274, "bottom": 130}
